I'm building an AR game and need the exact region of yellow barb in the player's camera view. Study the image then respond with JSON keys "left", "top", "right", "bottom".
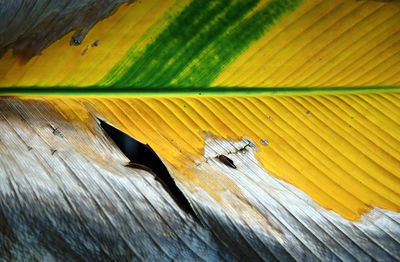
{"left": 1, "top": 0, "right": 400, "bottom": 88}
{"left": 213, "top": 0, "right": 400, "bottom": 87}
{"left": 0, "top": 0, "right": 186, "bottom": 87}
{"left": 20, "top": 93, "right": 400, "bottom": 221}
{"left": 2, "top": 0, "right": 400, "bottom": 221}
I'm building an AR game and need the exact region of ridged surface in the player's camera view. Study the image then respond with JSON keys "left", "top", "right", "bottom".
{"left": 1, "top": 0, "right": 399, "bottom": 259}
{"left": 19, "top": 92, "right": 400, "bottom": 221}
{"left": 1, "top": 97, "right": 400, "bottom": 261}
{"left": 1, "top": 96, "right": 400, "bottom": 261}
{"left": 0, "top": 0, "right": 183, "bottom": 87}
{"left": 0, "top": 0, "right": 134, "bottom": 59}
{"left": 0, "top": 98, "right": 221, "bottom": 261}
{"left": 213, "top": 0, "right": 400, "bottom": 87}
{"left": 1, "top": 0, "right": 400, "bottom": 88}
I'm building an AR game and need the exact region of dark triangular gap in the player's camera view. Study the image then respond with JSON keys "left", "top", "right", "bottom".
{"left": 98, "top": 118, "right": 198, "bottom": 220}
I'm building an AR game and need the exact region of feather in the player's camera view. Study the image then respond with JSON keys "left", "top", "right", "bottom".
{"left": 1, "top": 0, "right": 400, "bottom": 261}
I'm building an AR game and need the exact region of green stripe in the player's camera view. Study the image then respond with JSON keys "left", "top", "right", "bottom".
{"left": 103, "top": 0, "right": 302, "bottom": 88}
{"left": 175, "top": 0, "right": 303, "bottom": 87}
{"left": 104, "top": 0, "right": 234, "bottom": 85}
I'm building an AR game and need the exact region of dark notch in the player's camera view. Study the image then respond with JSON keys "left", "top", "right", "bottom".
{"left": 98, "top": 119, "right": 198, "bottom": 220}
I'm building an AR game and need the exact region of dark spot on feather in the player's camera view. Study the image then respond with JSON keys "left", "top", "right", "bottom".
{"left": 238, "top": 140, "right": 253, "bottom": 152}
{"left": 217, "top": 155, "right": 236, "bottom": 169}
{"left": 81, "top": 47, "right": 88, "bottom": 56}
{"left": 49, "top": 124, "right": 64, "bottom": 138}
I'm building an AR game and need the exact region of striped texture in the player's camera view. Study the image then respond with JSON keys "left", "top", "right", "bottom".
{"left": 1, "top": 97, "right": 400, "bottom": 261}
{"left": 104, "top": 0, "right": 302, "bottom": 87}
{"left": 1, "top": 0, "right": 400, "bottom": 88}
{"left": 0, "top": 0, "right": 183, "bottom": 87}
{"left": 214, "top": 0, "right": 400, "bottom": 88}
{"left": 1, "top": 0, "right": 400, "bottom": 259}
{"left": 20, "top": 92, "right": 400, "bottom": 221}
{"left": 0, "top": 98, "right": 221, "bottom": 261}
